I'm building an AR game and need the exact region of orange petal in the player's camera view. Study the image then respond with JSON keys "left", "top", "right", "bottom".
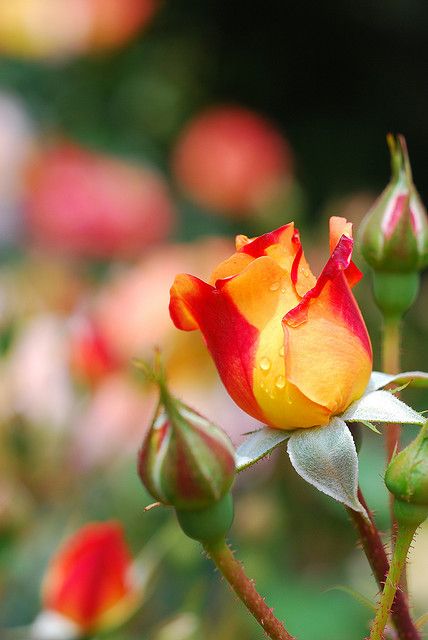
{"left": 209, "top": 251, "right": 254, "bottom": 284}
{"left": 170, "top": 269, "right": 266, "bottom": 422}
{"left": 169, "top": 274, "right": 213, "bottom": 331}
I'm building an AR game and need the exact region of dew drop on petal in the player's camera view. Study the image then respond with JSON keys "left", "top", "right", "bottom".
{"left": 302, "top": 268, "right": 309, "bottom": 277}
{"left": 259, "top": 357, "right": 271, "bottom": 371}
{"left": 275, "top": 375, "right": 285, "bottom": 389}
{"left": 280, "top": 287, "right": 286, "bottom": 293}
{"left": 269, "top": 281, "right": 280, "bottom": 291}
{"left": 279, "top": 345, "right": 285, "bottom": 357}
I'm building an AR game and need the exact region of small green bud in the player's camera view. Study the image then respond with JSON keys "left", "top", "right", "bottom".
{"left": 138, "top": 381, "right": 236, "bottom": 512}
{"left": 359, "top": 134, "right": 428, "bottom": 274}
{"left": 385, "top": 422, "right": 428, "bottom": 527}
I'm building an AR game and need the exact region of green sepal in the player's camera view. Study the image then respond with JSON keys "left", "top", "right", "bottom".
{"left": 394, "top": 500, "right": 428, "bottom": 528}
{"left": 372, "top": 271, "right": 419, "bottom": 319}
{"left": 175, "top": 492, "right": 234, "bottom": 544}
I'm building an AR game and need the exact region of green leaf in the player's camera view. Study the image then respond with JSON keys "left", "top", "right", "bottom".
{"left": 326, "top": 585, "right": 376, "bottom": 611}
{"left": 360, "top": 420, "right": 381, "bottom": 434}
{"left": 415, "top": 613, "right": 428, "bottom": 629}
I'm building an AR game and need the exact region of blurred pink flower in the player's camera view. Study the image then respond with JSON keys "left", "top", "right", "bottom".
{"left": 5, "top": 314, "right": 75, "bottom": 429}
{"left": 173, "top": 105, "right": 293, "bottom": 217}
{"left": 94, "top": 238, "right": 235, "bottom": 361}
{"left": 72, "top": 373, "right": 154, "bottom": 469}
{"left": 25, "top": 142, "right": 175, "bottom": 259}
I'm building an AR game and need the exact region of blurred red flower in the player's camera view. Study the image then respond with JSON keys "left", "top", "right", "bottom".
{"left": 40, "top": 521, "right": 141, "bottom": 634}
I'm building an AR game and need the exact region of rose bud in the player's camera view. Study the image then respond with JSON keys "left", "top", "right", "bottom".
{"left": 385, "top": 422, "right": 428, "bottom": 527}
{"left": 359, "top": 134, "right": 428, "bottom": 317}
{"left": 138, "top": 375, "right": 235, "bottom": 542}
{"left": 172, "top": 105, "right": 293, "bottom": 217}
{"left": 32, "top": 521, "right": 142, "bottom": 639}
{"left": 170, "top": 217, "right": 372, "bottom": 431}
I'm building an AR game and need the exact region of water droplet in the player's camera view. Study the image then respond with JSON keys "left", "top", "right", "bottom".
{"left": 280, "top": 287, "right": 286, "bottom": 294}
{"left": 279, "top": 345, "right": 285, "bottom": 357}
{"left": 259, "top": 357, "right": 271, "bottom": 371}
{"left": 269, "top": 281, "right": 280, "bottom": 291}
{"left": 302, "top": 268, "right": 309, "bottom": 277}
{"left": 269, "top": 391, "right": 276, "bottom": 399}
{"left": 275, "top": 375, "right": 285, "bottom": 389}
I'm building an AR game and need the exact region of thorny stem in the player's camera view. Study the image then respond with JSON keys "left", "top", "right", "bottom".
{"left": 369, "top": 524, "right": 416, "bottom": 640}
{"left": 204, "top": 538, "right": 295, "bottom": 640}
{"left": 346, "top": 489, "right": 420, "bottom": 640}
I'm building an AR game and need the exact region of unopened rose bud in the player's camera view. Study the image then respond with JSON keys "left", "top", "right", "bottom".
{"left": 138, "top": 375, "right": 236, "bottom": 542}
{"left": 385, "top": 422, "right": 428, "bottom": 527}
{"left": 359, "top": 134, "right": 428, "bottom": 317}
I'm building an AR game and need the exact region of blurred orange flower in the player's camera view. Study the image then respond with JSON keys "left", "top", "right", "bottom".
{"left": 0, "top": 0, "right": 158, "bottom": 60}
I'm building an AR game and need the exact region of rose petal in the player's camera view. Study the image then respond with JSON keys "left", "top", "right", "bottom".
{"left": 283, "top": 235, "right": 372, "bottom": 414}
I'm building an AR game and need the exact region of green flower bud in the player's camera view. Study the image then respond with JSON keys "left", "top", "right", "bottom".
{"left": 138, "top": 383, "right": 236, "bottom": 512}
{"left": 359, "top": 134, "right": 428, "bottom": 274}
{"left": 385, "top": 422, "right": 428, "bottom": 527}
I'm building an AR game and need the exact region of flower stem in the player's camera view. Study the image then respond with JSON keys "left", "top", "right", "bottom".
{"left": 203, "top": 539, "right": 295, "bottom": 640}
{"left": 382, "top": 316, "right": 402, "bottom": 464}
{"left": 382, "top": 314, "right": 407, "bottom": 593}
{"left": 346, "top": 489, "right": 420, "bottom": 640}
{"left": 369, "top": 524, "right": 416, "bottom": 640}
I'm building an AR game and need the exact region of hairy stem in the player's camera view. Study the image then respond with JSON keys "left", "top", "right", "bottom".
{"left": 382, "top": 316, "right": 401, "bottom": 466}
{"left": 346, "top": 489, "right": 420, "bottom": 640}
{"left": 382, "top": 314, "right": 407, "bottom": 593}
{"left": 369, "top": 524, "right": 416, "bottom": 640}
{"left": 204, "top": 539, "right": 295, "bottom": 640}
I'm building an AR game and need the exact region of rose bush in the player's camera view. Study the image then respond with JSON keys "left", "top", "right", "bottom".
{"left": 170, "top": 217, "right": 372, "bottom": 430}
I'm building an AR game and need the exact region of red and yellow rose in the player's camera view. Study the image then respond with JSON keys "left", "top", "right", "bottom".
{"left": 170, "top": 217, "right": 372, "bottom": 430}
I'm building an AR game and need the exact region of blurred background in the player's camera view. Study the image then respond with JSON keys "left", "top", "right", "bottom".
{"left": 0, "top": 1, "right": 427, "bottom": 639}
